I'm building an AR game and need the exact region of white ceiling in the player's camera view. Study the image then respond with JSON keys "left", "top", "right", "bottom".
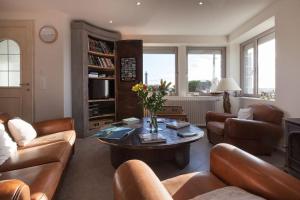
{"left": 0, "top": 0, "right": 275, "bottom": 35}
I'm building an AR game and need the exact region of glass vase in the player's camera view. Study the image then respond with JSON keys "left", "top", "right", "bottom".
{"left": 149, "top": 112, "right": 158, "bottom": 134}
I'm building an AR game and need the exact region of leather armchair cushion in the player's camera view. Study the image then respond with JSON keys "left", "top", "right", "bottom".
{"left": 0, "top": 179, "right": 30, "bottom": 200}
{"left": 190, "top": 186, "right": 265, "bottom": 200}
{"left": 162, "top": 171, "right": 226, "bottom": 200}
{"left": 19, "top": 130, "right": 76, "bottom": 149}
{"left": 249, "top": 104, "right": 283, "bottom": 125}
{"left": 0, "top": 141, "right": 72, "bottom": 172}
{"left": 0, "top": 162, "right": 63, "bottom": 200}
{"left": 207, "top": 122, "right": 224, "bottom": 136}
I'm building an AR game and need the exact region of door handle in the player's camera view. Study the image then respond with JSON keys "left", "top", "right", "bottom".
{"left": 20, "top": 83, "right": 30, "bottom": 86}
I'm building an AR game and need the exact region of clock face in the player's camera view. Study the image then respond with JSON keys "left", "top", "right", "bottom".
{"left": 39, "top": 26, "right": 58, "bottom": 43}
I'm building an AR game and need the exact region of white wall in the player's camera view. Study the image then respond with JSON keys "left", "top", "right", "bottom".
{"left": 0, "top": 11, "right": 72, "bottom": 121}
{"left": 227, "top": 0, "right": 300, "bottom": 118}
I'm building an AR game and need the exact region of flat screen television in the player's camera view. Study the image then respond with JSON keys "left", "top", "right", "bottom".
{"left": 89, "top": 79, "right": 110, "bottom": 99}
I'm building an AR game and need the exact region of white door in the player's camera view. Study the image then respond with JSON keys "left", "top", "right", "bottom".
{"left": 0, "top": 20, "right": 34, "bottom": 122}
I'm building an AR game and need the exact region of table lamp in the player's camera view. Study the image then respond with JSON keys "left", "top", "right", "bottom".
{"left": 215, "top": 78, "right": 241, "bottom": 113}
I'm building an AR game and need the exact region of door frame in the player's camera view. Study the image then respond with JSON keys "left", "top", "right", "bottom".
{"left": 0, "top": 20, "right": 35, "bottom": 122}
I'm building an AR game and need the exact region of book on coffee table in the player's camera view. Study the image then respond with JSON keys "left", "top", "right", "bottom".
{"left": 166, "top": 121, "right": 190, "bottom": 129}
{"left": 139, "top": 134, "right": 166, "bottom": 144}
{"left": 94, "top": 127, "right": 135, "bottom": 140}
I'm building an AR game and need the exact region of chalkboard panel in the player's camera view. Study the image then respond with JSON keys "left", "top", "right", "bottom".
{"left": 120, "top": 57, "right": 136, "bottom": 81}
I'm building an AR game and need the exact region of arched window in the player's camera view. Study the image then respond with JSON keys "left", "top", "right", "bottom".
{"left": 0, "top": 39, "right": 21, "bottom": 87}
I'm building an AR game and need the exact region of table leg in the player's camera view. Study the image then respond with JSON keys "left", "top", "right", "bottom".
{"left": 174, "top": 144, "right": 190, "bottom": 169}
{"left": 110, "top": 146, "right": 125, "bottom": 168}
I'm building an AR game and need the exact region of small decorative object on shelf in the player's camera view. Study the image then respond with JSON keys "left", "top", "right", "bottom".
{"left": 132, "top": 80, "right": 171, "bottom": 134}
{"left": 260, "top": 90, "right": 275, "bottom": 100}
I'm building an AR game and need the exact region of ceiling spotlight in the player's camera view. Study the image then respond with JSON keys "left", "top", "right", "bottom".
{"left": 109, "top": 20, "right": 113, "bottom": 24}
{"left": 198, "top": 1, "right": 204, "bottom": 5}
{"left": 136, "top": 1, "right": 141, "bottom": 6}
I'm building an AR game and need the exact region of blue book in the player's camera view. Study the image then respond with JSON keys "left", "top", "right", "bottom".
{"left": 94, "top": 127, "right": 135, "bottom": 140}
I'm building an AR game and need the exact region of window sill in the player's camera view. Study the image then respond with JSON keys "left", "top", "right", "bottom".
{"left": 239, "top": 96, "right": 275, "bottom": 102}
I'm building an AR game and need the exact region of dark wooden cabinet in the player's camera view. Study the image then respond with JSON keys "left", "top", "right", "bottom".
{"left": 115, "top": 40, "right": 143, "bottom": 120}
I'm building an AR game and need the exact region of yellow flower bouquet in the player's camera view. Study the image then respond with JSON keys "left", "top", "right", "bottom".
{"left": 132, "top": 80, "right": 171, "bottom": 133}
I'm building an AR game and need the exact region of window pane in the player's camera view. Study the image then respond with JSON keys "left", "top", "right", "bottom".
{"left": 0, "top": 40, "right": 8, "bottom": 54}
{"left": 8, "top": 40, "right": 20, "bottom": 54}
{"left": 9, "top": 72, "right": 20, "bottom": 86}
{"left": 143, "top": 53, "right": 176, "bottom": 94}
{"left": 0, "top": 72, "right": 8, "bottom": 86}
{"left": 0, "top": 40, "right": 21, "bottom": 87}
{"left": 243, "top": 43, "right": 255, "bottom": 94}
{"left": 0, "top": 55, "right": 8, "bottom": 71}
{"left": 8, "top": 55, "right": 20, "bottom": 71}
{"left": 188, "top": 51, "right": 222, "bottom": 93}
{"left": 258, "top": 37, "right": 275, "bottom": 95}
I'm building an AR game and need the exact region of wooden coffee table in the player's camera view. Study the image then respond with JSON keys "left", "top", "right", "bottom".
{"left": 98, "top": 118, "right": 204, "bottom": 169}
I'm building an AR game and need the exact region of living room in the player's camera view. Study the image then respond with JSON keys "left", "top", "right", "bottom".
{"left": 0, "top": 0, "right": 300, "bottom": 199}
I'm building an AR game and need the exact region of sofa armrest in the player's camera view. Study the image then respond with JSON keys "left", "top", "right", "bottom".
{"left": 210, "top": 143, "right": 300, "bottom": 200}
{"left": 224, "top": 118, "right": 282, "bottom": 140}
{"left": 206, "top": 111, "right": 236, "bottom": 123}
{"left": 0, "top": 179, "right": 30, "bottom": 200}
{"left": 33, "top": 118, "right": 74, "bottom": 136}
{"left": 114, "top": 160, "right": 173, "bottom": 200}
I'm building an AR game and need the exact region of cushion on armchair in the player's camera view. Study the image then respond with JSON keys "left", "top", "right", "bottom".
{"left": 237, "top": 108, "right": 253, "bottom": 120}
{"left": 190, "top": 186, "right": 265, "bottom": 200}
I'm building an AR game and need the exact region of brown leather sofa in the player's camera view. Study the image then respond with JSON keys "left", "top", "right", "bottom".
{"left": 206, "top": 104, "right": 284, "bottom": 155}
{"left": 0, "top": 113, "right": 76, "bottom": 200}
{"left": 113, "top": 143, "right": 300, "bottom": 200}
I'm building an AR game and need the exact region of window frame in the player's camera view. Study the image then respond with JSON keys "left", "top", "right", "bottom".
{"left": 143, "top": 46, "right": 178, "bottom": 95}
{"left": 186, "top": 46, "right": 226, "bottom": 94}
{"left": 0, "top": 39, "right": 22, "bottom": 88}
{"left": 240, "top": 28, "right": 275, "bottom": 97}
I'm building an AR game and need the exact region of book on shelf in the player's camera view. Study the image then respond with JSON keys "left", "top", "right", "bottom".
{"left": 166, "top": 121, "right": 190, "bottom": 129}
{"left": 88, "top": 55, "right": 115, "bottom": 68}
{"left": 88, "top": 37, "right": 112, "bottom": 54}
{"left": 94, "top": 127, "right": 135, "bottom": 140}
{"left": 139, "top": 134, "right": 166, "bottom": 144}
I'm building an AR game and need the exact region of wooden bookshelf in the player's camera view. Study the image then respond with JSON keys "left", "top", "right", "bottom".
{"left": 88, "top": 50, "right": 115, "bottom": 58}
{"left": 89, "top": 113, "right": 115, "bottom": 120}
{"left": 88, "top": 76, "right": 115, "bottom": 80}
{"left": 88, "top": 65, "right": 115, "bottom": 71}
{"left": 88, "top": 98, "right": 115, "bottom": 103}
{"left": 71, "top": 21, "right": 121, "bottom": 137}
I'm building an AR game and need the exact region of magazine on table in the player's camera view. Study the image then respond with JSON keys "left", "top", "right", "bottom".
{"left": 94, "top": 127, "right": 135, "bottom": 140}
{"left": 139, "top": 134, "right": 166, "bottom": 144}
{"left": 166, "top": 120, "right": 190, "bottom": 129}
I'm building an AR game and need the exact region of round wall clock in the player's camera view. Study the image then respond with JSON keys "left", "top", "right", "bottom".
{"left": 39, "top": 26, "right": 58, "bottom": 43}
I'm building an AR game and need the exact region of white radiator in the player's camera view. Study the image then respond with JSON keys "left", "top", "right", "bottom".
{"left": 165, "top": 96, "right": 220, "bottom": 126}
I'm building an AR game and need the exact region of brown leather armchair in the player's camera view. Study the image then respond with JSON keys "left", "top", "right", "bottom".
{"left": 206, "top": 104, "right": 284, "bottom": 155}
{"left": 113, "top": 143, "right": 300, "bottom": 200}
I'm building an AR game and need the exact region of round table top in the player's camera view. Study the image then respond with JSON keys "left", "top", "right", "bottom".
{"left": 98, "top": 118, "right": 204, "bottom": 149}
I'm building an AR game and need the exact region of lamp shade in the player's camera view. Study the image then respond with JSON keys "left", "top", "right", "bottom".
{"left": 216, "top": 78, "right": 241, "bottom": 92}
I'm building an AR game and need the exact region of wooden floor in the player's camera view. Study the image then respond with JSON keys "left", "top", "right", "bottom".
{"left": 56, "top": 133, "right": 285, "bottom": 200}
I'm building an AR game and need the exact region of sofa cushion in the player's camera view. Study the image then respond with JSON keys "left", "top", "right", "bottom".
{"left": 190, "top": 186, "right": 265, "bottom": 200}
{"left": 0, "top": 141, "right": 72, "bottom": 172}
{"left": 0, "top": 128, "right": 17, "bottom": 165}
{"left": 162, "top": 171, "right": 226, "bottom": 200}
{"left": 8, "top": 118, "right": 37, "bottom": 147}
{"left": 0, "top": 162, "right": 63, "bottom": 200}
{"left": 19, "top": 130, "right": 76, "bottom": 149}
{"left": 207, "top": 122, "right": 224, "bottom": 136}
